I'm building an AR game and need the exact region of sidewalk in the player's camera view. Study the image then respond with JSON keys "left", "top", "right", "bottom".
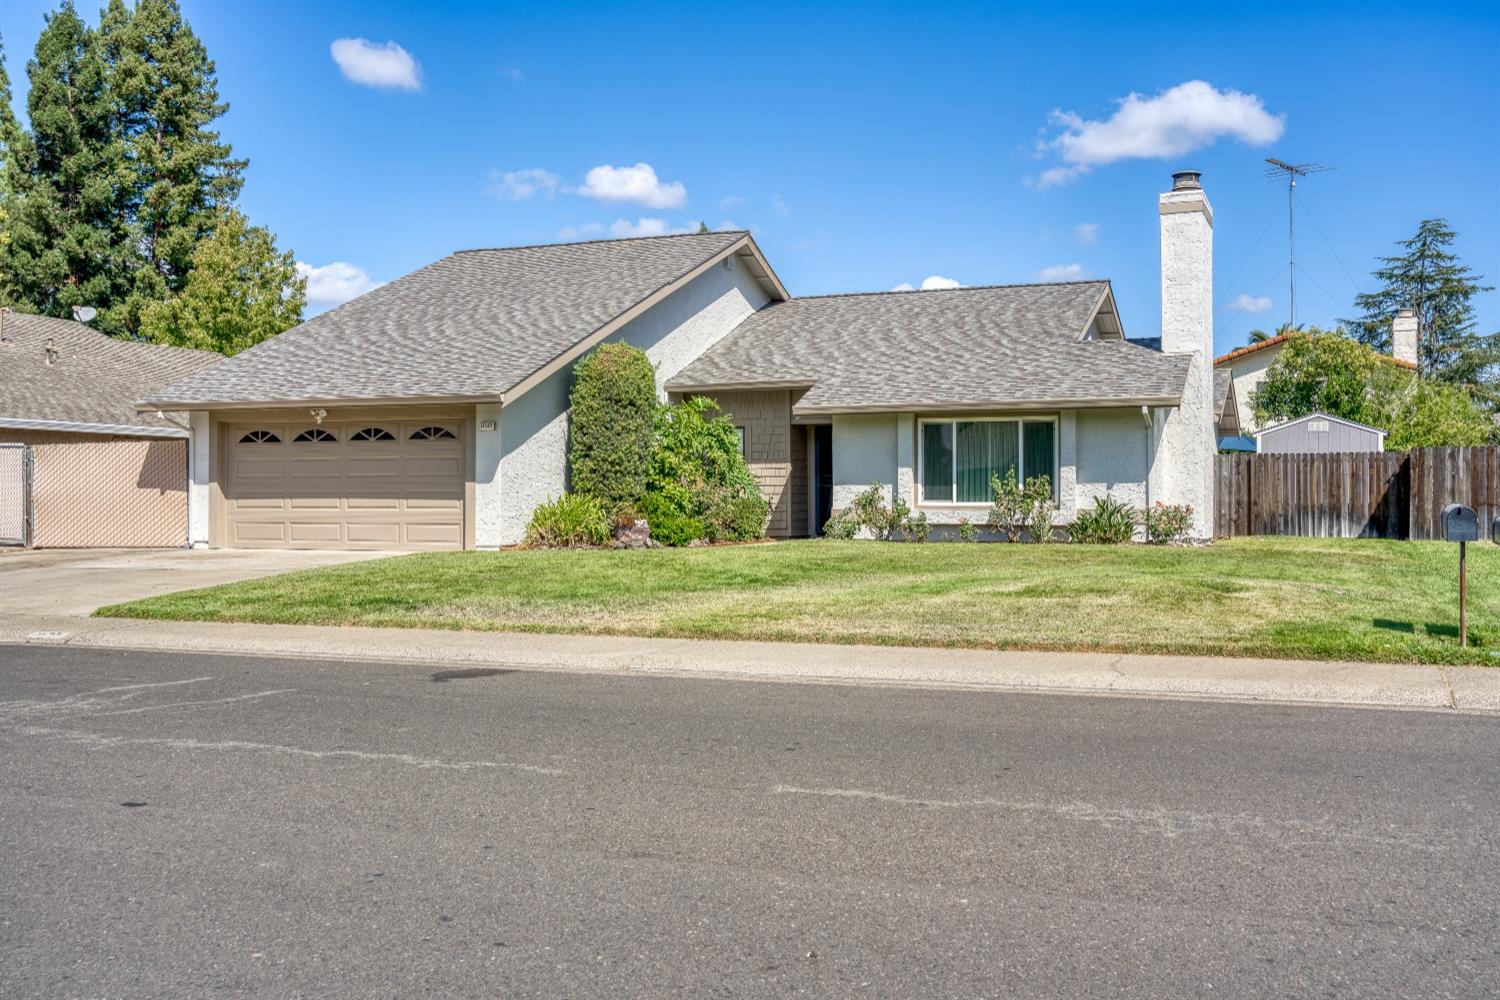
{"left": 3, "top": 612, "right": 1498, "bottom": 713}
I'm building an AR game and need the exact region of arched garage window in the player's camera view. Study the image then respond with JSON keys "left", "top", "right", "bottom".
{"left": 293, "top": 428, "right": 336, "bottom": 443}
{"left": 409, "top": 426, "right": 456, "bottom": 440}
{"left": 238, "top": 430, "right": 280, "bottom": 444}
{"left": 350, "top": 427, "right": 396, "bottom": 442}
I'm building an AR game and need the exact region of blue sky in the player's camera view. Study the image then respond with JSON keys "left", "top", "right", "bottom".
{"left": 2, "top": 0, "right": 1497, "bottom": 354}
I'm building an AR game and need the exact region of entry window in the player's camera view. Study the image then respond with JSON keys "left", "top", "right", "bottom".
{"left": 350, "top": 427, "right": 396, "bottom": 442}
{"left": 917, "top": 418, "right": 1057, "bottom": 504}
{"left": 293, "top": 428, "right": 336, "bottom": 443}
{"left": 238, "top": 430, "right": 280, "bottom": 444}
{"left": 734, "top": 426, "right": 746, "bottom": 456}
{"left": 410, "top": 426, "right": 456, "bottom": 440}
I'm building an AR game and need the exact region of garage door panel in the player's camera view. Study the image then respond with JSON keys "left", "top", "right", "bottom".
{"left": 226, "top": 419, "right": 465, "bottom": 550}
{"left": 405, "top": 522, "right": 464, "bottom": 545}
{"left": 287, "top": 522, "right": 344, "bottom": 543}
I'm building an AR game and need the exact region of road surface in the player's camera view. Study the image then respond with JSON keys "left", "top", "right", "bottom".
{"left": 3, "top": 645, "right": 1497, "bottom": 998}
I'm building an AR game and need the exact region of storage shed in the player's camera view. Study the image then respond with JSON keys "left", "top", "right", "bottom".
{"left": 1254, "top": 412, "right": 1386, "bottom": 455}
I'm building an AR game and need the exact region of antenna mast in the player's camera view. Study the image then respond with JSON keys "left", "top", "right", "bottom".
{"left": 1264, "top": 158, "right": 1333, "bottom": 330}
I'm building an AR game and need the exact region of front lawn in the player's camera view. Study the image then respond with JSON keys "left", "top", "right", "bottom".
{"left": 97, "top": 538, "right": 1500, "bottom": 665}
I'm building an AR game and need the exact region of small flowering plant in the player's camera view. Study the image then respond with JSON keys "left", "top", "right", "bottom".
{"left": 1142, "top": 501, "right": 1194, "bottom": 544}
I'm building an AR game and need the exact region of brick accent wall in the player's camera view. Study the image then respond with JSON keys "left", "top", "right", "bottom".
{"left": 699, "top": 390, "right": 797, "bottom": 537}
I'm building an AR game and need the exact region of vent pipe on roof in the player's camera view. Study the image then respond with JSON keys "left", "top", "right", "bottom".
{"left": 44, "top": 337, "right": 58, "bottom": 366}
{"left": 0, "top": 307, "right": 10, "bottom": 344}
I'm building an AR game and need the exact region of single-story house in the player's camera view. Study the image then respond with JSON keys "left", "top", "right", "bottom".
{"left": 1254, "top": 412, "right": 1386, "bottom": 454}
{"left": 139, "top": 170, "right": 1221, "bottom": 550}
{"left": 0, "top": 310, "right": 221, "bottom": 547}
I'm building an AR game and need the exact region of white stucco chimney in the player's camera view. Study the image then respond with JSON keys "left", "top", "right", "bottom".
{"left": 1391, "top": 307, "right": 1418, "bottom": 367}
{"left": 1150, "top": 169, "right": 1215, "bottom": 539}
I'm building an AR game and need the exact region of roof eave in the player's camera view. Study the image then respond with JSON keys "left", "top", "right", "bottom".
{"left": 791, "top": 394, "right": 1183, "bottom": 416}
{"left": 0, "top": 415, "right": 189, "bottom": 438}
{"left": 135, "top": 393, "right": 506, "bottom": 413}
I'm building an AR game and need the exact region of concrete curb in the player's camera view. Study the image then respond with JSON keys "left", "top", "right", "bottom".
{"left": 3, "top": 613, "right": 1499, "bottom": 714}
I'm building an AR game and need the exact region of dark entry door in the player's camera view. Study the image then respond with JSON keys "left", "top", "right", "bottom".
{"left": 813, "top": 424, "right": 833, "bottom": 535}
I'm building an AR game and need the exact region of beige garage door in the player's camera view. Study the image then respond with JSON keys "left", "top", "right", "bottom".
{"left": 225, "top": 418, "right": 465, "bottom": 550}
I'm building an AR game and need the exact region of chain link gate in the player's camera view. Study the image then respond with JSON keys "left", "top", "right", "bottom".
{"left": 0, "top": 443, "right": 32, "bottom": 547}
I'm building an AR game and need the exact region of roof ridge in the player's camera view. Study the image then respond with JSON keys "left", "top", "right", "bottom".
{"left": 788, "top": 279, "right": 1109, "bottom": 302}
{"left": 453, "top": 230, "right": 748, "bottom": 254}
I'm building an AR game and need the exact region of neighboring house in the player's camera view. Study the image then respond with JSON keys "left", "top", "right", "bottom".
{"left": 1213, "top": 309, "right": 1419, "bottom": 446}
{"left": 141, "top": 170, "right": 1221, "bottom": 550}
{"left": 1255, "top": 412, "right": 1386, "bottom": 454}
{"left": 0, "top": 311, "right": 222, "bottom": 546}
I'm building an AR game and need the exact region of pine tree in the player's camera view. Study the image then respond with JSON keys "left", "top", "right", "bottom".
{"left": 1347, "top": 219, "right": 1498, "bottom": 401}
{"left": 99, "top": 0, "right": 245, "bottom": 331}
{"left": 0, "top": 2, "right": 134, "bottom": 333}
{"left": 1, "top": 33, "right": 20, "bottom": 304}
{"left": 138, "top": 207, "right": 304, "bottom": 355}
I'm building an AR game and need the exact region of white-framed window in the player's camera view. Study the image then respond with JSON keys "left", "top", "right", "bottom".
{"left": 917, "top": 416, "right": 1058, "bottom": 505}
{"left": 734, "top": 426, "right": 746, "bottom": 456}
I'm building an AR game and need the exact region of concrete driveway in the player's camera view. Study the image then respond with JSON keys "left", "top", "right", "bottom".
{"left": 0, "top": 548, "right": 391, "bottom": 617}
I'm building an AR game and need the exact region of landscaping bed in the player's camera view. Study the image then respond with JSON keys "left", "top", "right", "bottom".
{"left": 96, "top": 538, "right": 1499, "bottom": 666}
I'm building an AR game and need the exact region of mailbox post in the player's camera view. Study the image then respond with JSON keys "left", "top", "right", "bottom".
{"left": 1442, "top": 504, "right": 1479, "bottom": 647}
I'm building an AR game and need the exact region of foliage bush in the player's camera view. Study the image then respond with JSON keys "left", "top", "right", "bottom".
{"left": 639, "top": 490, "right": 706, "bottom": 548}
{"left": 900, "top": 510, "right": 930, "bottom": 543}
{"left": 569, "top": 343, "right": 658, "bottom": 515}
{"left": 1143, "top": 502, "right": 1194, "bottom": 545}
{"left": 987, "top": 470, "right": 1056, "bottom": 543}
{"left": 644, "top": 396, "right": 769, "bottom": 545}
{"left": 821, "top": 509, "right": 859, "bottom": 540}
{"left": 957, "top": 516, "right": 978, "bottom": 542}
{"left": 1070, "top": 495, "right": 1137, "bottom": 544}
{"left": 524, "top": 493, "right": 610, "bottom": 548}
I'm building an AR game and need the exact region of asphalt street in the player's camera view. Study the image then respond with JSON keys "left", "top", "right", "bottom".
{"left": 2, "top": 645, "right": 1497, "bottom": 998}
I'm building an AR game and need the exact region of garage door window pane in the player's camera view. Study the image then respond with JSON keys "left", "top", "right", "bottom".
{"left": 351, "top": 427, "right": 395, "bottom": 442}
{"left": 238, "top": 430, "right": 280, "bottom": 444}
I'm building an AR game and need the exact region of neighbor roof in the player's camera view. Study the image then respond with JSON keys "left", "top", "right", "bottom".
{"left": 0, "top": 311, "right": 221, "bottom": 436}
{"left": 142, "top": 232, "right": 784, "bottom": 409}
{"left": 666, "top": 281, "right": 1189, "bottom": 412}
{"left": 1215, "top": 332, "right": 1418, "bottom": 372}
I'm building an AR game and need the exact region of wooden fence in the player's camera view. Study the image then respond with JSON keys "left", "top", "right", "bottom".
{"left": 1214, "top": 446, "right": 1498, "bottom": 541}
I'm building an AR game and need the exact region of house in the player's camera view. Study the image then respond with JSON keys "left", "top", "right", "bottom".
{"left": 1254, "top": 412, "right": 1386, "bottom": 454}
{"left": 0, "top": 311, "right": 221, "bottom": 547}
{"left": 139, "top": 170, "right": 1221, "bottom": 550}
{"left": 1214, "top": 308, "right": 1419, "bottom": 447}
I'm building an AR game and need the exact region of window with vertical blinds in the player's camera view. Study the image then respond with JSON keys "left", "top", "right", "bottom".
{"left": 917, "top": 418, "right": 1057, "bottom": 504}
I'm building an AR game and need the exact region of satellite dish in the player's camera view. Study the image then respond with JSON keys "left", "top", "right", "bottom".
{"left": 72, "top": 306, "right": 98, "bottom": 324}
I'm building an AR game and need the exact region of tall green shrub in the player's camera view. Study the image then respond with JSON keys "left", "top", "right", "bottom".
{"left": 569, "top": 342, "right": 658, "bottom": 514}
{"left": 645, "top": 396, "right": 769, "bottom": 544}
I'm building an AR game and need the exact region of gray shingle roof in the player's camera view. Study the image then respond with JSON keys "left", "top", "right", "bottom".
{"left": 667, "top": 282, "right": 1189, "bottom": 411}
{"left": 143, "top": 231, "right": 750, "bottom": 408}
{"left": 0, "top": 311, "right": 221, "bottom": 433}
{"left": 1213, "top": 369, "right": 1231, "bottom": 421}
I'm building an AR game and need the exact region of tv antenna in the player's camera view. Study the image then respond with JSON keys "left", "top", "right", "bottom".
{"left": 1264, "top": 158, "right": 1334, "bottom": 329}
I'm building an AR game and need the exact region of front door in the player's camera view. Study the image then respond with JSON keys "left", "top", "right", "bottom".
{"left": 813, "top": 424, "right": 833, "bottom": 535}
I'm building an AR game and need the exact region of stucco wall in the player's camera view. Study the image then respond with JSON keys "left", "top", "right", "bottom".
{"left": 484, "top": 259, "right": 772, "bottom": 546}
{"left": 830, "top": 408, "right": 1154, "bottom": 535}
{"left": 1221, "top": 346, "right": 1279, "bottom": 434}
{"left": 1075, "top": 408, "right": 1150, "bottom": 509}
{"left": 188, "top": 412, "right": 209, "bottom": 547}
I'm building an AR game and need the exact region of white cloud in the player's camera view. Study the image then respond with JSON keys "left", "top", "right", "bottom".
{"left": 771, "top": 193, "right": 790, "bottom": 217}
{"left": 1074, "top": 222, "right": 1099, "bottom": 245}
{"left": 296, "top": 261, "right": 382, "bottom": 308}
{"left": 575, "top": 163, "right": 686, "bottom": 208}
{"left": 558, "top": 222, "right": 606, "bottom": 240}
{"left": 1038, "top": 263, "right": 1086, "bottom": 281}
{"left": 1229, "top": 292, "right": 1274, "bottom": 314}
{"left": 500, "top": 66, "right": 523, "bottom": 81}
{"left": 1035, "top": 80, "right": 1283, "bottom": 187}
{"left": 488, "top": 168, "right": 558, "bottom": 201}
{"left": 719, "top": 195, "right": 746, "bottom": 210}
{"left": 892, "top": 275, "right": 963, "bottom": 292}
{"left": 609, "top": 217, "right": 669, "bottom": 238}
{"left": 330, "top": 38, "right": 421, "bottom": 91}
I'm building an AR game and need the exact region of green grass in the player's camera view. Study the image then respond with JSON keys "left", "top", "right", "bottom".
{"left": 96, "top": 538, "right": 1500, "bottom": 666}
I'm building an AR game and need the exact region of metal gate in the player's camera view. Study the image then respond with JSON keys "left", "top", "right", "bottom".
{"left": 0, "top": 443, "right": 32, "bottom": 546}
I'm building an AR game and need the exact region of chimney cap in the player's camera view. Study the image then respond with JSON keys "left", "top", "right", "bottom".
{"left": 1171, "top": 170, "right": 1203, "bottom": 191}
{"left": 1395, "top": 307, "right": 1416, "bottom": 318}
